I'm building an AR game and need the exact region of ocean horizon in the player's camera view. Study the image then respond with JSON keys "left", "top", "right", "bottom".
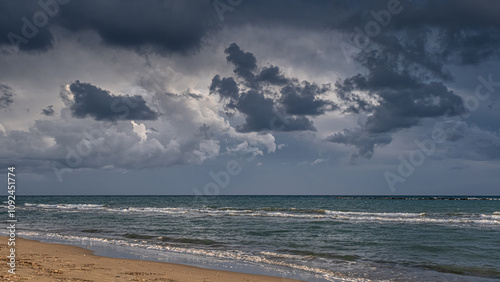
{"left": 3, "top": 195, "right": 499, "bottom": 281}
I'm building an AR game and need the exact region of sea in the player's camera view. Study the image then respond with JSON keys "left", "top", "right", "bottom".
{"left": 3, "top": 195, "right": 500, "bottom": 281}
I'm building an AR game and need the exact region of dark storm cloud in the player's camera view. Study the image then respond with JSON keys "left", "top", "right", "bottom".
{"left": 280, "top": 82, "right": 336, "bottom": 116}
{"left": 337, "top": 52, "right": 466, "bottom": 132}
{"left": 211, "top": 43, "right": 336, "bottom": 132}
{"left": 1, "top": 0, "right": 498, "bottom": 163}
{"left": 0, "top": 0, "right": 55, "bottom": 53}
{"left": 233, "top": 90, "right": 315, "bottom": 132}
{"left": 390, "top": 0, "right": 500, "bottom": 66}
{"left": 329, "top": 46, "right": 467, "bottom": 158}
{"left": 41, "top": 105, "right": 55, "bottom": 116}
{"left": 393, "top": 0, "right": 500, "bottom": 28}
{"left": 224, "top": 43, "right": 258, "bottom": 82}
{"left": 327, "top": 128, "right": 392, "bottom": 159}
{"left": 226, "top": 0, "right": 350, "bottom": 28}
{"left": 338, "top": 0, "right": 500, "bottom": 77}
{"left": 364, "top": 82, "right": 465, "bottom": 134}
{"left": 68, "top": 80, "right": 158, "bottom": 121}
{"left": 322, "top": 0, "right": 500, "bottom": 159}
{"left": 2, "top": 0, "right": 498, "bottom": 68}
{"left": 0, "top": 0, "right": 214, "bottom": 54}
{"left": 0, "top": 84, "right": 14, "bottom": 109}
{"left": 209, "top": 0, "right": 499, "bottom": 145}
{"left": 58, "top": 0, "right": 215, "bottom": 54}
{"left": 256, "top": 66, "right": 289, "bottom": 85}
{"left": 209, "top": 75, "right": 239, "bottom": 100}
{"left": 218, "top": 0, "right": 500, "bottom": 72}
{"left": 0, "top": 0, "right": 351, "bottom": 55}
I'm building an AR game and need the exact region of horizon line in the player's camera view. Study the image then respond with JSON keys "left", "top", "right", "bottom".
{"left": 6, "top": 194, "right": 500, "bottom": 197}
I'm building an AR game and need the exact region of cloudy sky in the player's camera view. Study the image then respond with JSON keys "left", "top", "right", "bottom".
{"left": 1, "top": 0, "right": 499, "bottom": 195}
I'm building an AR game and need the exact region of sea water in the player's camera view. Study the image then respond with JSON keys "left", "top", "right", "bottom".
{"left": 3, "top": 195, "right": 500, "bottom": 281}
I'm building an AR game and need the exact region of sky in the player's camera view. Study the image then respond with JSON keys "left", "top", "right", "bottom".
{"left": 0, "top": 0, "right": 499, "bottom": 195}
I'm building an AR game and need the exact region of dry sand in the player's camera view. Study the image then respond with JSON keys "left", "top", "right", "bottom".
{"left": 0, "top": 236, "right": 304, "bottom": 281}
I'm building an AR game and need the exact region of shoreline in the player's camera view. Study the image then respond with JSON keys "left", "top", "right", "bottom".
{"left": 0, "top": 236, "right": 304, "bottom": 281}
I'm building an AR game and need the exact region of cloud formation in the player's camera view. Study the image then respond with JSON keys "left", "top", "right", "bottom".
{"left": 66, "top": 80, "right": 158, "bottom": 121}
{"left": 389, "top": 0, "right": 500, "bottom": 66}
{"left": 0, "top": 75, "right": 276, "bottom": 174}
{"left": 322, "top": 0, "right": 500, "bottom": 159}
{"left": 329, "top": 47, "right": 467, "bottom": 158}
{"left": 41, "top": 105, "right": 55, "bottom": 116}
{"left": 210, "top": 43, "right": 336, "bottom": 132}
{"left": 0, "top": 0, "right": 215, "bottom": 55}
{"left": 0, "top": 84, "right": 14, "bottom": 109}
{"left": 0, "top": 0, "right": 499, "bottom": 179}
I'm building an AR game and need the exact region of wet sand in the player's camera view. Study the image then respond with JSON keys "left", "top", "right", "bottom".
{"left": 0, "top": 236, "right": 303, "bottom": 281}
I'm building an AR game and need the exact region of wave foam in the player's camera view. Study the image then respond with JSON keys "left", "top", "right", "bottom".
{"left": 15, "top": 232, "right": 360, "bottom": 282}
{"left": 22, "top": 203, "right": 500, "bottom": 227}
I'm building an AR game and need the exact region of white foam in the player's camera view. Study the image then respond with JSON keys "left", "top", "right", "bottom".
{"left": 27, "top": 203, "right": 105, "bottom": 210}
{"left": 123, "top": 207, "right": 189, "bottom": 214}
{"left": 21, "top": 203, "right": 500, "bottom": 227}
{"left": 17, "top": 232, "right": 360, "bottom": 282}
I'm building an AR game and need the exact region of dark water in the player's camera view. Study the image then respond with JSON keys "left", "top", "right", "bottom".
{"left": 3, "top": 196, "right": 500, "bottom": 281}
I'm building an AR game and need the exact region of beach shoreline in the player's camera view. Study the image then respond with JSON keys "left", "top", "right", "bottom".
{"left": 0, "top": 236, "right": 304, "bottom": 281}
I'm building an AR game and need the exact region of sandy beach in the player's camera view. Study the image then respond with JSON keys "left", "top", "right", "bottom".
{"left": 0, "top": 236, "right": 303, "bottom": 281}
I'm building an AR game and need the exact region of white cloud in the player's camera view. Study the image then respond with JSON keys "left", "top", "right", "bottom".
{"left": 131, "top": 121, "right": 147, "bottom": 143}
{"left": 0, "top": 66, "right": 279, "bottom": 174}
